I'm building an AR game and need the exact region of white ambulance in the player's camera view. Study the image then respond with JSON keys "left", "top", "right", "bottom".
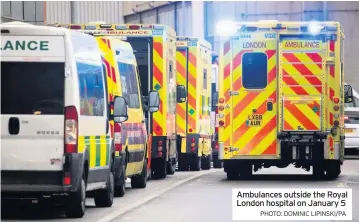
{"left": 0, "top": 22, "right": 129, "bottom": 218}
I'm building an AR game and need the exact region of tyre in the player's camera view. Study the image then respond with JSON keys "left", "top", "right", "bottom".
{"left": 213, "top": 156, "right": 223, "bottom": 169}
{"left": 115, "top": 166, "right": 126, "bottom": 197}
{"left": 312, "top": 165, "right": 325, "bottom": 179}
{"left": 152, "top": 159, "right": 167, "bottom": 179}
{"left": 167, "top": 158, "right": 176, "bottom": 175}
{"left": 65, "top": 175, "right": 86, "bottom": 218}
{"left": 239, "top": 164, "right": 252, "bottom": 179}
{"left": 131, "top": 159, "right": 147, "bottom": 188}
{"left": 190, "top": 157, "right": 201, "bottom": 171}
{"left": 201, "top": 156, "right": 211, "bottom": 170}
{"left": 325, "top": 162, "right": 341, "bottom": 180}
{"left": 94, "top": 171, "right": 114, "bottom": 207}
{"left": 226, "top": 170, "right": 239, "bottom": 180}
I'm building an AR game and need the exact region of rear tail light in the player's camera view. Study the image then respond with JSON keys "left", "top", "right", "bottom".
{"left": 191, "top": 148, "right": 195, "bottom": 153}
{"left": 189, "top": 128, "right": 193, "bottom": 132}
{"left": 64, "top": 172, "right": 71, "bottom": 185}
{"left": 219, "top": 105, "right": 224, "bottom": 111}
{"left": 333, "top": 120, "right": 339, "bottom": 126}
{"left": 333, "top": 105, "right": 339, "bottom": 111}
{"left": 158, "top": 140, "right": 163, "bottom": 146}
{"left": 191, "top": 143, "right": 195, "bottom": 147}
{"left": 191, "top": 138, "right": 195, "bottom": 143}
{"left": 65, "top": 106, "right": 78, "bottom": 153}
{"left": 215, "top": 142, "right": 219, "bottom": 150}
{"left": 114, "top": 123, "right": 122, "bottom": 152}
{"left": 158, "top": 151, "right": 163, "bottom": 157}
{"left": 219, "top": 98, "right": 225, "bottom": 103}
{"left": 219, "top": 120, "right": 224, "bottom": 127}
{"left": 333, "top": 98, "right": 340, "bottom": 104}
{"left": 224, "top": 147, "right": 229, "bottom": 152}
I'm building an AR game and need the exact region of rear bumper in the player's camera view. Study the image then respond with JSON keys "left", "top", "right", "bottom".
{"left": 1, "top": 153, "right": 84, "bottom": 194}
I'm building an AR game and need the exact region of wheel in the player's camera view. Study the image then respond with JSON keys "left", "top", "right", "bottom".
{"left": 226, "top": 170, "right": 239, "bottom": 180}
{"left": 239, "top": 164, "right": 252, "bottom": 179}
{"left": 152, "top": 159, "right": 167, "bottom": 179}
{"left": 65, "top": 175, "right": 86, "bottom": 218}
{"left": 325, "top": 162, "right": 341, "bottom": 180}
{"left": 94, "top": 171, "right": 114, "bottom": 207}
{"left": 201, "top": 156, "right": 211, "bottom": 170}
{"left": 167, "top": 158, "right": 176, "bottom": 175}
{"left": 213, "top": 156, "right": 223, "bottom": 168}
{"left": 190, "top": 157, "right": 201, "bottom": 171}
{"left": 131, "top": 159, "right": 147, "bottom": 188}
{"left": 312, "top": 165, "right": 325, "bottom": 179}
{"left": 115, "top": 166, "right": 126, "bottom": 197}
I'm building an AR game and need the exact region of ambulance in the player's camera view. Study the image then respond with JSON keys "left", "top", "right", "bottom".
{"left": 100, "top": 24, "right": 186, "bottom": 179}
{"left": 0, "top": 22, "right": 128, "bottom": 218}
{"left": 48, "top": 23, "right": 160, "bottom": 193}
{"left": 217, "top": 21, "right": 352, "bottom": 179}
{"left": 176, "top": 37, "right": 213, "bottom": 171}
{"left": 210, "top": 54, "right": 223, "bottom": 168}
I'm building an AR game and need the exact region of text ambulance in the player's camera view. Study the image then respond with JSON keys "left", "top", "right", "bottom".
{"left": 217, "top": 21, "right": 352, "bottom": 179}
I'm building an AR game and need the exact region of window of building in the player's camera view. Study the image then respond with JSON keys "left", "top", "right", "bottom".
{"left": 203, "top": 68, "right": 208, "bottom": 90}
{"left": 118, "top": 62, "right": 140, "bottom": 108}
{"left": 242, "top": 52, "right": 268, "bottom": 89}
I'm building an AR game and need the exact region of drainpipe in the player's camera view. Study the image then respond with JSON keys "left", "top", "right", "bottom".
{"left": 323, "top": 1, "right": 328, "bottom": 21}
{"left": 70, "top": 1, "right": 76, "bottom": 23}
{"left": 182, "top": 1, "right": 185, "bottom": 35}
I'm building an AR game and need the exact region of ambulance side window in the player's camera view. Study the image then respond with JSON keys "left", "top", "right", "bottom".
{"left": 118, "top": 62, "right": 140, "bottom": 109}
{"left": 78, "top": 62, "right": 105, "bottom": 116}
{"left": 203, "top": 69, "right": 208, "bottom": 90}
{"left": 242, "top": 52, "right": 268, "bottom": 89}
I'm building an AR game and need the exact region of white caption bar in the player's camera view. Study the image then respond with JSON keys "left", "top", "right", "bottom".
{"left": 232, "top": 188, "right": 352, "bottom": 221}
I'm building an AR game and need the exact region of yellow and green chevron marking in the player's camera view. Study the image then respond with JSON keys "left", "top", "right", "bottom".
{"left": 78, "top": 135, "right": 111, "bottom": 168}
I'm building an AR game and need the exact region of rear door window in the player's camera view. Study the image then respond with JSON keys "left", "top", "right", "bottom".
{"left": 242, "top": 52, "right": 268, "bottom": 89}
{"left": 1, "top": 61, "right": 65, "bottom": 115}
{"left": 118, "top": 62, "right": 140, "bottom": 108}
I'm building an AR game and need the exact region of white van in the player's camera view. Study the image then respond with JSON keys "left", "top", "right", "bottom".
{"left": 0, "top": 22, "right": 129, "bottom": 218}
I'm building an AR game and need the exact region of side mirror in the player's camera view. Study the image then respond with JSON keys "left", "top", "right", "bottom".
{"left": 176, "top": 85, "right": 187, "bottom": 103}
{"left": 113, "top": 96, "right": 128, "bottom": 123}
{"left": 212, "top": 92, "right": 219, "bottom": 107}
{"left": 344, "top": 85, "right": 353, "bottom": 103}
{"left": 148, "top": 90, "right": 160, "bottom": 113}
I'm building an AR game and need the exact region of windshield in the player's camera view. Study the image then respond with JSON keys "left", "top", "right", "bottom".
{"left": 1, "top": 61, "right": 65, "bottom": 115}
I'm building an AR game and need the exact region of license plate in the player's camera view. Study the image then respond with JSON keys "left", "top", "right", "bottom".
{"left": 345, "top": 128, "right": 354, "bottom": 133}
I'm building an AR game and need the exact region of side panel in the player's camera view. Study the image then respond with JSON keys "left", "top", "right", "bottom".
{"left": 176, "top": 49, "right": 188, "bottom": 138}
{"left": 166, "top": 36, "right": 177, "bottom": 140}
{"left": 152, "top": 36, "right": 166, "bottom": 136}
{"left": 187, "top": 47, "right": 198, "bottom": 134}
{"left": 230, "top": 33, "right": 278, "bottom": 157}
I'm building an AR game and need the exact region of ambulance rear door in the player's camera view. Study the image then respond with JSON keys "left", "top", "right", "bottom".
{"left": 230, "top": 31, "right": 279, "bottom": 157}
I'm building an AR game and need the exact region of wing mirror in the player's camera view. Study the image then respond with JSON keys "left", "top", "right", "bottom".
{"left": 148, "top": 90, "right": 160, "bottom": 113}
{"left": 176, "top": 85, "right": 187, "bottom": 103}
{"left": 344, "top": 85, "right": 353, "bottom": 103}
{"left": 113, "top": 96, "right": 128, "bottom": 123}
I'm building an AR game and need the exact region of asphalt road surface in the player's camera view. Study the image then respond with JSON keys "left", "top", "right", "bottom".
{"left": 2, "top": 158, "right": 358, "bottom": 222}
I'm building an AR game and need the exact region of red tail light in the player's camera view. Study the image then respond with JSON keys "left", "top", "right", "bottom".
{"left": 114, "top": 123, "right": 122, "bottom": 152}
{"left": 191, "top": 148, "right": 195, "bottom": 153}
{"left": 218, "top": 120, "right": 224, "bottom": 126}
{"left": 344, "top": 116, "right": 348, "bottom": 120}
{"left": 219, "top": 105, "right": 224, "bottom": 111}
{"left": 65, "top": 106, "right": 78, "bottom": 153}
{"left": 333, "top": 98, "right": 340, "bottom": 104}
{"left": 215, "top": 142, "right": 219, "bottom": 150}
{"left": 219, "top": 98, "right": 225, "bottom": 103}
{"left": 191, "top": 138, "right": 195, "bottom": 143}
{"left": 64, "top": 172, "right": 71, "bottom": 185}
{"left": 158, "top": 140, "right": 163, "bottom": 146}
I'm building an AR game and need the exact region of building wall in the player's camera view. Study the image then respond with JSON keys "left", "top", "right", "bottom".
{"left": 1, "top": 1, "right": 45, "bottom": 25}
{"left": 45, "top": 1, "right": 124, "bottom": 24}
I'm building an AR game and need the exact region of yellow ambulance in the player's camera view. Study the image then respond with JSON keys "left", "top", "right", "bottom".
{"left": 176, "top": 37, "right": 213, "bottom": 171}
{"left": 217, "top": 21, "right": 351, "bottom": 179}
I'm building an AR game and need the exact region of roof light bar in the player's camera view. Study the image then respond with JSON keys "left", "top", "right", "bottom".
{"left": 246, "top": 26, "right": 258, "bottom": 32}
{"left": 141, "top": 24, "right": 153, "bottom": 29}
{"left": 326, "top": 26, "right": 338, "bottom": 31}
{"left": 272, "top": 24, "right": 286, "bottom": 30}
{"left": 129, "top": 25, "right": 140, "bottom": 30}
{"left": 99, "top": 24, "right": 112, "bottom": 29}
{"left": 70, "top": 25, "right": 82, "bottom": 29}
{"left": 115, "top": 25, "right": 127, "bottom": 30}
{"left": 287, "top": 27, "right": 300, "bottom": 31}
{"left": 85, "top": 25, "right": 96, "bottom": 30}
{"left": 153, "top": 25, "right": 164, "bottom": 30}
